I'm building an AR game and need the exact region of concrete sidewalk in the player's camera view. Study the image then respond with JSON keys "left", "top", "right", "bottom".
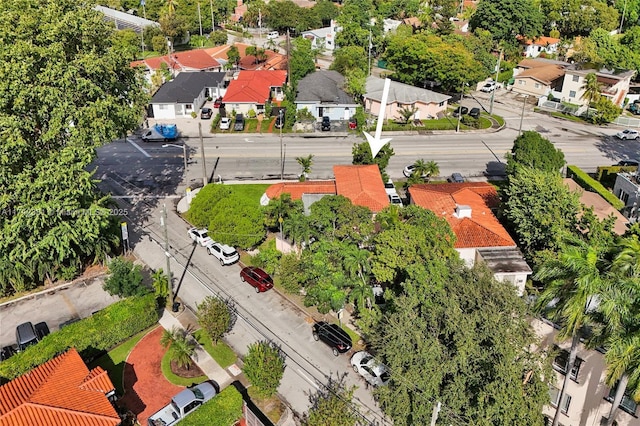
{"left": 158, "top": 309, "right": 235, "bottom": 389}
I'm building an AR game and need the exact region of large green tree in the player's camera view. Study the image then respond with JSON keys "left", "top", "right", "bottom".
{"left": 469, "top": 0, "right": 544, "bottom": 42}
{"left": 289, "top": 37, "right": 316, "bottom": 88}
{"left": 303, "top": 377, "right": 359, "bottom": 426}
{"left": 0, "top": 0, "right": 146, "bottom": 296}
{"left": 243, "top": 341, "right": 286, "bottom": 398}
{"left": 373, "top": 262, "right": 551, "bottom": 425}
{"left": 505, "top": 131, "right": 566, "bottom": 175}
{"left": 540, "top": 0, "right": 619, "bottom": 37}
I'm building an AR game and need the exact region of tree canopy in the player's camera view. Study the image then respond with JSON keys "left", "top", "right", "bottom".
{"left": 469, "top": 0, "right": 544, "bottom": 42}
{"left": 0, "top": 0, "right": 146, "bottom": 296}
{"left": 505, "top": 131, "right": 566, "bottom": 175}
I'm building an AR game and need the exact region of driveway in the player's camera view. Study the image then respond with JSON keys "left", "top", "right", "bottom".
{"left": 118, "top": 326, "right": 184, "bottom": 424}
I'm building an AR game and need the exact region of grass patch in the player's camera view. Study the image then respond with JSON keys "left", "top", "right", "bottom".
{"left": 89, "top": 327, "right": 154, "bottom": 395}
{"left": 160, "top": 351, "right": 208, "bottom": 386}
{"left": 178, "top": 385, "right": 243, "bottom": 426}
{"left": 339, "top": 323, "right": 363, "bottom": 350}
{"left": 227, "top": 183, "right": 270, "bottom": 203}
{"left": 490, "top": 114, "right": 505, "bottom": 127}
{"left": 550, "top": 111, "right": 585, "bottom": 122}
{"left": 478, "top": 116, "right": 492, "bottom": 129}
{"left": 247, "top": 387, "right": 286, "bottom": 424}
{"left": 194, "top": 330, "right": 237, "bottom": 368}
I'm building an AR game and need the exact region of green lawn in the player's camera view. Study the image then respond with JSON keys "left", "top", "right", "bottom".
{"left": 88, "top": 327, "right": 154, "bottom": 395}
{"left": 193, "top": 330, "right": 237, "bottom": 368}
{"left": 160, "top": 351, "right": 208, "bottom": 386}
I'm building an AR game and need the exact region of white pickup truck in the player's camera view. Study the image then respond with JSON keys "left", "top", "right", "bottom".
{"left": 147, "top": 381, "right": 217, "bottom": 426}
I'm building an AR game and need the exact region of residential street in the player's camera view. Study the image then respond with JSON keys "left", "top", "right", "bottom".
{"left": 81, "top": 102, "right": 640, "bottom": 423}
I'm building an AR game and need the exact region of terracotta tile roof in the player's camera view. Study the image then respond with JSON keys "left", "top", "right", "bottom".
{"left": 409, "top": 182, "right": 515, "bottom": 249}
{"left": 130, "top": 49, "right": 220, "bottom": 71}
{"left": 223, "top": 70, "right": 287, "bottom": 103}
{"left": 265, "top": 181, "right": 337, "bottom": 200}
{"left": 518, "top": 35, "right": 560, "bottom": 46}
{"left": 204, "top": 43, "right": 287, "bottom": 71}
{"left": 0, "top": 348, "right": 119, "bottom": 426}
{"left": 333, "top": 165, "right": 389, "bottom": 213}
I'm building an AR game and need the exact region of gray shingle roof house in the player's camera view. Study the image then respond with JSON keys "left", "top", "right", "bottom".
{"left": 295, "top": 70, "right": 358, "bottom": 121}
{"left": 364, "top": 76, "right": 451, "bottom": 120}
{"left": 150, "top": 72, "right": 226, "bottom": 119}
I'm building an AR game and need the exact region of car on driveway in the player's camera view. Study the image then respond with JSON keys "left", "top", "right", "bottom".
{"left": 207, "top": 242, "right": 240, "bottom": 265}
{"left": 219, "top": 117, "right": 231, "bottom": 130}
{"left": 188, "top": 228, "right": 213, "bottom": 247}
{"left": 312, "top": 321, "right": 352, "bottom": 356}
{"left": 200, "top": 108, "right": 213, "bottom": 119}
{"left": 452, "top": 106, "right": 469, "bottom": 117}
{"left": 403, "top": 163, "right": 429, "bottom": 179}
{"left": 468, "top": 107, "right": 480, "bottom": 119}
{"left": 1, "top": 345, "right": 16, "bottom": 361}
{"left": 234, "top": 114, "right": 245, "bottom": 131}
{"left": 616, "top": 129, "right": 639, "bottom": 140}
{"left": 240, "top": 267, "right": 274, "bottom": 292}
{"left": 384, "top": 179, "right": 397, "bottom": 195}
{"left": 321, "top": 116, "right": 331, "bottom": 131}
{"left": 480, "top": 81, "right": 496, "bottom": 92}
{"left": 16, "top": 322, "right": 38, "bottom": 351}
{"left": 448, "top": 172, "right": 465, "bottom": 183}
{"left": 350, "top": 351, "right": 391, "bottom": 387}
{"left": 274, "top": 113, "right": 285, "bottom": 129}
{"left": 34, "top": 321, "right": 50, "bottom": 340}
{"left": 617, "top": 159, "right": 639, "bottom": 167}
{"left": 389, "top": 194, "right": 403, "bottom": 207}
{"left": 213, "top": 97, "right": 223, "bottom": 108}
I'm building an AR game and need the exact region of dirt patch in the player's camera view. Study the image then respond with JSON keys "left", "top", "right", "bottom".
{"left": 170, "top": 359, "right": 205, "bottom": 378}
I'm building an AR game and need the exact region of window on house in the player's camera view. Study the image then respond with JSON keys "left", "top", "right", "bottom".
{"left": 619, "top": 190, "right": 630, "bottom": 204}
{"left": 552, "top": 346, "right": 583, "bottom": 382}
{"left": 572, "top": 75, "right": 579, "bottom": 82}
{"left": 550, "top": 386, "right": 572, "bottom": 414}
{"left": 535, "top": 83, "right": 541, "bottom": 89}
{"left": 158, "top": 104, "right": 168, "bottom": 110}
{"left": 185, "top": 104, "right": 193, "bottom": 110}
{"left": 439, "top": 101, "right": 445, "bottom": 107}
{"left": 569, "top": 90, "right": 576, "bottom": 98}
{"left": 608, "top": 383, "right": 638, "bottom": 415}
{"left": 519, "top": 80, "right": 526, "bottom": 85}
{"left": 561, "top": 394, "right": 572, "bottom": 414}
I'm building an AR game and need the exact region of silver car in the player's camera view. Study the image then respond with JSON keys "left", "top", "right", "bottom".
{"left": 350, "top": 351, "right": 390, "bottom": 387}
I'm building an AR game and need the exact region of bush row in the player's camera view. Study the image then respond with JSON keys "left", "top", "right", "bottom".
{"left": 0, "top": 294, "right": 159, "bottom": 381}
{"left": 179, "top": 385, "right": 244, "bottom": 426}
{"left": 567, "top": 165, "right": 625, "bottom": 210}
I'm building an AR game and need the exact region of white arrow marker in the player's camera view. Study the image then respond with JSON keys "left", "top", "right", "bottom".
{"left": 363, "top": 77, "right": 393, "bottom": 158}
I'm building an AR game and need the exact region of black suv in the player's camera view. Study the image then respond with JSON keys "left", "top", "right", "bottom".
{"left": 321, "top": 116, "right": 331, "bottom": 131}
{"left": 234, "top": 114, "right": 245, "bottom": 131}
{"left": 312, "top": 321, "right": 352, "bottom": 356}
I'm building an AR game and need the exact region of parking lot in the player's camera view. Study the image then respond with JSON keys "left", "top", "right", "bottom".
{"left": 0, "top": 276, "right": 120, "bottom": 350}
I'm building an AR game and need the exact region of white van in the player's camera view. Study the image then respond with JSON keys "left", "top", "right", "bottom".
{"left": 267, "top": 31, "right": 279, "bottom": 40}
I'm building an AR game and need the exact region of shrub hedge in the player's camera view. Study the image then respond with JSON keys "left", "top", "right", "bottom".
{"left": 566, "top": 165, "right": 625, "bottom": 210}
{"left": 0, "top": 294, "right": 159, "bottom": 381}
{"left": 179, "top": 385, "right": 244, "bottom": 426}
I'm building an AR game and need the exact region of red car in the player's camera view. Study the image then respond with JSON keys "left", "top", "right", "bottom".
{"left": 213, "top": 97, "right": 223, "bottom": 108}
{"left": 240, "top": 267, "right": 274, "bottom": 293}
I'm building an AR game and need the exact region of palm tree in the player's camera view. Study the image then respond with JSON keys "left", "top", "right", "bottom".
{"left": 166, "top": 0, "right": 178, "bottom": 15}
{"left": 534, "top": 236, "right": 609, "bottom": 426}
{"left": 152, "top": 268, "right": 170, "bottom": 304}
{"left": 409, "top": 159, "right": 440, "bottom": 184}
{"left": 160, "top": 326, "right": 196, "bottom": 370}
{"left": 597, "top": 237, "right": 640, "bottom": 425}
{"left": 296, "top": 154, "right": 314, "bottom": 182}
{"left": 581, "top": 73, "right": 601, "bottom": 118}
{"left": 343, "top": 246, "right": 373, "bottom": 312}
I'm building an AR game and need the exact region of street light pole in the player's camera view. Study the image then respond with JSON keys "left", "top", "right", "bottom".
{"left": 518, "top": 95, "right": 529, "bottom": 135}
{"left": 456, "top": 83, "right": 464, "bottom": 133}
{"left": 162, "top": 143, "right": 188, "bottom": 175}
{"left": 199, "top": 122, "right": 207, "bottom": 186}
{"left": 489, "top": 49, "right": 502, "bottom": 115}
{"left": 279, "top": 109, "right": 284, "bottom": 180}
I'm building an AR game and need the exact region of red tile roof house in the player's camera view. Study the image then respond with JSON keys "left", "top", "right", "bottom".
{"left": 203, "top": 43, "right": 288, "bottom": 71}
{"left": 131, "top": 49, "right": 223, "bottom": 86}
{"left": 0, "top": 348, "right": 120, "bottom": 426}
{"left": 408, "top": 182, "right": 531, "bottom": 295}
{"left": 262, "top": 165, "right": 390, "bottom": 253}
{"left": 222, "top": 70, "right": 288, "bottom": 115}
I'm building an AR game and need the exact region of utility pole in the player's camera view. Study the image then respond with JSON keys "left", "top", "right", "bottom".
{"left": 141, "top": 0, "right": 146, "bottom": 19}
{"left": 489, "top": 48, "right": 502, "bottom": 115}
{"left": 199, "top": 123, "right": 207, "bottom": 186}
{"left": 161, "top": 204, "right": 175, "bottom": 310}
{"left": 210, "top": 0, "right": 215, "bottom": 31}
{"left": 367, "top": 28, "right": 372, "bottom": 76}
{"left": 279, "top": 109, "right": 284, "bottom": 180}
{"left": 518, "top": 95, "right": 529, "bottom": 135}
{"left": 286, "top": 29, "right": 291, "bottom": 82}
{"left": 430, "top": 401, "right": 441, "bottom": 426}
{"left": 198, "top": 2, "right": 203, "bottom": 36}
{"left": 456, "top": 83, "right": 464, "bottom": 133}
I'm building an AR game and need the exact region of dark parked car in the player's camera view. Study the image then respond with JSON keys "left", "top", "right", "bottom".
{"left": 1, "top": 345, "right": 16, "bottom": 361}
{"left": 452, "top": 106, "right": 469, "bottom": 117}
{"left": 448, "top": 172, "right": 465, "bottom": 183}
{"left": 34, "top": 321, "right": 50, "bottom": 340}
{"left": 312, "top": 321, "right": 352, "bottom": 356}
{"left": 240, "top": 267, "right": 274, "bottom": 293}
{"left": 234, "top": 114, "right": 245, "bottom": 131}
{"left": 321, "top": 116, "right": 331, "bottom": 131}
{"left": 16, "top": 322, "right": 38, "bottom": 351}
{"left": 200, "top": 107, "right": 213, "bottom": 119}
{"left": 617, "top": 160, "right": 640, "bottom": 167}
{"left": 468, "top": 107, "right": 480, "bottom": 119}
{"left": 274, "top": 113, "right": 285, "bottom": 129}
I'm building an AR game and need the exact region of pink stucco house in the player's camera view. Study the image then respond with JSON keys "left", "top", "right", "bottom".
{"left": 363, "top": 76, "right": 451, "bottom": 121}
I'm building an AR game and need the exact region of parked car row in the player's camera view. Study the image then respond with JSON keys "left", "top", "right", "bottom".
{"left": 188, "top": 227, "right": 240, "bottom": 266}
{"left": 452, "top": 106, "right": 481, "bottom": 119}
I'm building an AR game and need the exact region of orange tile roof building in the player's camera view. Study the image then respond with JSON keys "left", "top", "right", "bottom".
{"left": 131, "top": 49, "right": 222, "bottom": 73}
{"left": 223, "top": 70, "right": 287, "bottom": 114}
{"left": 409, "top": 182, "right": 531, "bottom": 295}
{"left": 0, "top": 348, "right": 120, "bottom": 426}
